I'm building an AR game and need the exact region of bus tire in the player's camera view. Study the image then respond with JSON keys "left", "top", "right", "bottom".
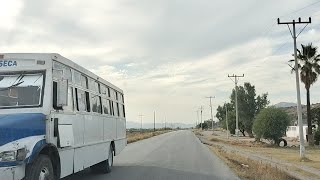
{"left": 25, "top": 154, "right": 55, "bottom": 180}
{"left": 91, "top": 145, "right": 114, "bottom": 173}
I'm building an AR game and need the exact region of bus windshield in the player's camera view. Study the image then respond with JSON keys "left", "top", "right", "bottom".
{"left": 0, "top": 72, "right": 44, "bottom": 108}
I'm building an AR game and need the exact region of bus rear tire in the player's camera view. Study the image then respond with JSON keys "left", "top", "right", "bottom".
{"left": 91, "top": 145, "right": 114, "bottom": 173}
{"left": 25, "top": 154, "right": 55, "bottom": 180}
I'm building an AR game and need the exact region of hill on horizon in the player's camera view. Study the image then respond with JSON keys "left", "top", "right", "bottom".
{"left": 274, "top": 102, "right": 298, "bottom": 108}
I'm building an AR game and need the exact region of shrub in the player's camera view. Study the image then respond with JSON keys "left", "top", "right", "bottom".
{"left": 315, "top": 130, "right": 320, "bottom": 145}
{"left": 253, "top": 107, "right": 290, "bottom": 145}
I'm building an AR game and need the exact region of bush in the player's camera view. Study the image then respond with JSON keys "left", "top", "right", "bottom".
{"left": 315, "top": 130, "right": 320, "bottom": 145}
{"left": 253, "top": 107, "right": 290, "bottom": 145}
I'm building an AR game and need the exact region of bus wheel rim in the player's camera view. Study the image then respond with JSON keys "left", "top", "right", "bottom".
{"left": 108, "top": 148, "right": 113, "bottom": 166}
{"left": 39, "top": 167, "right": 50, "bottom": 180}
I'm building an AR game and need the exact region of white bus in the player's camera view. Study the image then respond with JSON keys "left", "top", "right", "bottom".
{"left": 0, "top": 53, "right": 127, "bottom": 180}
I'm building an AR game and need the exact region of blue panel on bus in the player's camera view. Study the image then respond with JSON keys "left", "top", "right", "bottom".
{"left": 0, "top": 113, "right": 46, "bottom": 146}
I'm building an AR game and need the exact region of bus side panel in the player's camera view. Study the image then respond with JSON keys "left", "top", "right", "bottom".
{"left": 117, "top": 118, "right": 126, "bottom": 139}
{"left": 103, "top": 116, "right": 116, "bottom": 141}
{"left": 73, "top": 114, "right": 85, "bottom": 146}
{"left": 73, "top": 142, "right": 109, "bottom": 172}
{"left": 84, "top": 114, "right": 104, "bottom": 144}
{"left": 114, "top": 138, "right": 126, "bottom": 156}
{"left": 59, "top": 149, "right": 74, "bottom": 178}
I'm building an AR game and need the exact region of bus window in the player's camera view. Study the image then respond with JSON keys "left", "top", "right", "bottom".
{"left": 102, "top": 98, "right": 110, "bottom": 114}
{"left": 122, "top": 104, "right": 126, "bottom": 117}
{"left": 109, "top": 100, "right": 114, "bottom": 116}
{"left": 118, "top": 93, "right": 124, "bottom": 103}
{"left": 101, "top": 84, "right": 107, "bottom": 95}
{"left": 74, "top": 71, "right": 81, "bottom": 86}
{"left": 76, "top": 89, "right": 87, "bottom": 112}
{"left": 115, "top": 91, "right": 118, "bottom": 101}
{"left": 81, "top": 75, "right": 88, "bottom": 89}
{"left": 114, "top": 102, "right": 119, "bottom": 116}
{"left": 92, "top": 95, "right": 102, "bottom": 113}
{"left": 116, "top": 103, "right": 120, "bottom": 116}
{"left": 85, "top": 91, "right": 90, "bottom": 112}
{"left": 110, "top": 89, "right": 117, "bottom": 100}
{"left": 63, "top": 86, "right": 74, "bottom": 112}
{"left": 88, "top": 78, "right": 99, "bottom": 92}
{"left": 53, "top": 61, "right": 72, "bottom": 82}
{"left": 118, "top": 104, "right": 123, "bottom": 117}
{"left": 53, "top": 81, "right": 62, "bottom": 110}
{"left": 98, "top": 97, "right": 102, "bottom": 113}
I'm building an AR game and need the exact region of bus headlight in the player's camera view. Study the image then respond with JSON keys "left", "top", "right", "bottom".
{"left": 0, "top": 148, "right": 27, "bottom": 162}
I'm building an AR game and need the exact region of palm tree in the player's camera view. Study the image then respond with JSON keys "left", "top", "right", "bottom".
{"left": 289, "top": 43, "right": 320, "bottom": 146}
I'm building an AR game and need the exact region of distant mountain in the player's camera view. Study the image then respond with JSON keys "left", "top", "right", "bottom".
{"left": 126, "top": 121, "right": 194, "bottom": 129}
{"left": 274, "top": 102, "right": 297, "bottom": 108}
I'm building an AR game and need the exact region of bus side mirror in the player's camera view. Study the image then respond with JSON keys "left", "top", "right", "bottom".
{"left": 57, "top": 79, "right": 68, "bottom": 107}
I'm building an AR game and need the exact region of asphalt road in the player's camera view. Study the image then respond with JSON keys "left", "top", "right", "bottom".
{"left": 63, "top": 130, "right": 239, "bottom": 180}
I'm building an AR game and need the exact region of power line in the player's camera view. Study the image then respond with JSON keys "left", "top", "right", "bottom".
{"left": 249, "top": 1, "right": 320, "bottom": 62}
{"left": 279, "top": 1, "right": 320, "bottom": 19}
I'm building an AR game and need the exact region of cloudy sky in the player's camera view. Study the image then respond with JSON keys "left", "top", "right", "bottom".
{"left": 1, "top": 0, "right": 320, "bottom": 125}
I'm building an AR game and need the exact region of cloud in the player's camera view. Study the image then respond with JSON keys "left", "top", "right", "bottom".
{"left": 1, "top": 0, "right": 320, "bottom": 124}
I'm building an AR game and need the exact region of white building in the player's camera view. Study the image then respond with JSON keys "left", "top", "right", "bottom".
{"left": 286, "top": 125, "right": 308, "bottom": 140}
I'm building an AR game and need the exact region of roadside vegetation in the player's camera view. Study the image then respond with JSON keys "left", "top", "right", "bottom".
{"left": 208, "top": 43, "right": 320, "bottom": 147}
{"left": 289, "top": 43, "right": 320, "bottom": 146}
{"left": 194, "top": 43, "right": 320, "bottom": 179}
{"left": 207, "top": 145, "right": 298, "bottom": 180}
{"left": 127, "top": 129, "right": 172, "bottom": 143}
{"left": 253, "top": 107, "right": 290, "bottom": 145}
{"left": 195, "top": 130, "right": 320, "bottom": 179}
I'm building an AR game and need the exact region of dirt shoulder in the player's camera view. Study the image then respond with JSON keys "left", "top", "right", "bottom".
{"left": 194, "top": 129, "right": 320, "bottom": 180}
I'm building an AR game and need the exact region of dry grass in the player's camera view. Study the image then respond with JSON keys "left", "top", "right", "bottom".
{"left": 204, "top": 133, "right": 320, "bottom": 177}
{"left": 208, "top": 145, "right": 298, "bottom": 180}
{"left": 127, "top": 130, "right": 170, "bottom": 143}
{"left": 192, "top": 129, "right": 203, "bottom": 136}
{"left": 239, "top": 146, "right": 320, "bottom": 170}
{"left": 210, "top": 137, "right": 224, "bottom": 143}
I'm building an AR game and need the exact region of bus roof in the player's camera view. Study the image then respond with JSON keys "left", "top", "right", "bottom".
{"left": 1, "top": 53, "right": 123, "bottom": 93}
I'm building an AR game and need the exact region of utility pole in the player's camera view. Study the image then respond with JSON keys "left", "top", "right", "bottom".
{"left": 206, "top": 96, "right": 215, "bottom": 131}
{"left": 200, "top": 106, "right": 203, "bottom": 130}
{"left": 138, "top": 114, "right": 144, "bottom": 133}
{"left": 164, "top": 116, "right": 167, "bottom": 130}
{"left": 226, "top": 103, "right": 229, "bottom": 139}
{"left": 153, "top": 111, "right": 156, "bottom": 132}
{"left": 228, "top": 74, "right": 244, "bottom": 139}
{"left": 195, "top": 110, "right": 199, "bottom": 128}
{"left": 278, "top": 17, "right": 311, "bottom": 158}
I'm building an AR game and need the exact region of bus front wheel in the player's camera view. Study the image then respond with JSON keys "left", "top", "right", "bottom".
{"left": 25, "top": 154, "right": 55, "bottom": 180}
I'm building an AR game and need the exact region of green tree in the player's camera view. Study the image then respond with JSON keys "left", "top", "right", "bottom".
{"left": 230, "top": 82, "right": 269, "bottom": 137}
{"left": 253, "top": 107, "right": 290, "bottom": 145}
{"left": 226, "top": 110, "right": 237, "bottom": 134}
{"left": 289, "top": 43, "right": 320, "bottom": 146}
{"left": 216, "top": 103, "right": 233, "bottom": 129}
{"left": 311, "top": 107, "right": 320, "bottom": 130}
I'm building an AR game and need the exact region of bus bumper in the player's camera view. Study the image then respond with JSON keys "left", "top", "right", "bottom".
{"left": 0, "top": 165, "right": 25, "bottom": 180}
